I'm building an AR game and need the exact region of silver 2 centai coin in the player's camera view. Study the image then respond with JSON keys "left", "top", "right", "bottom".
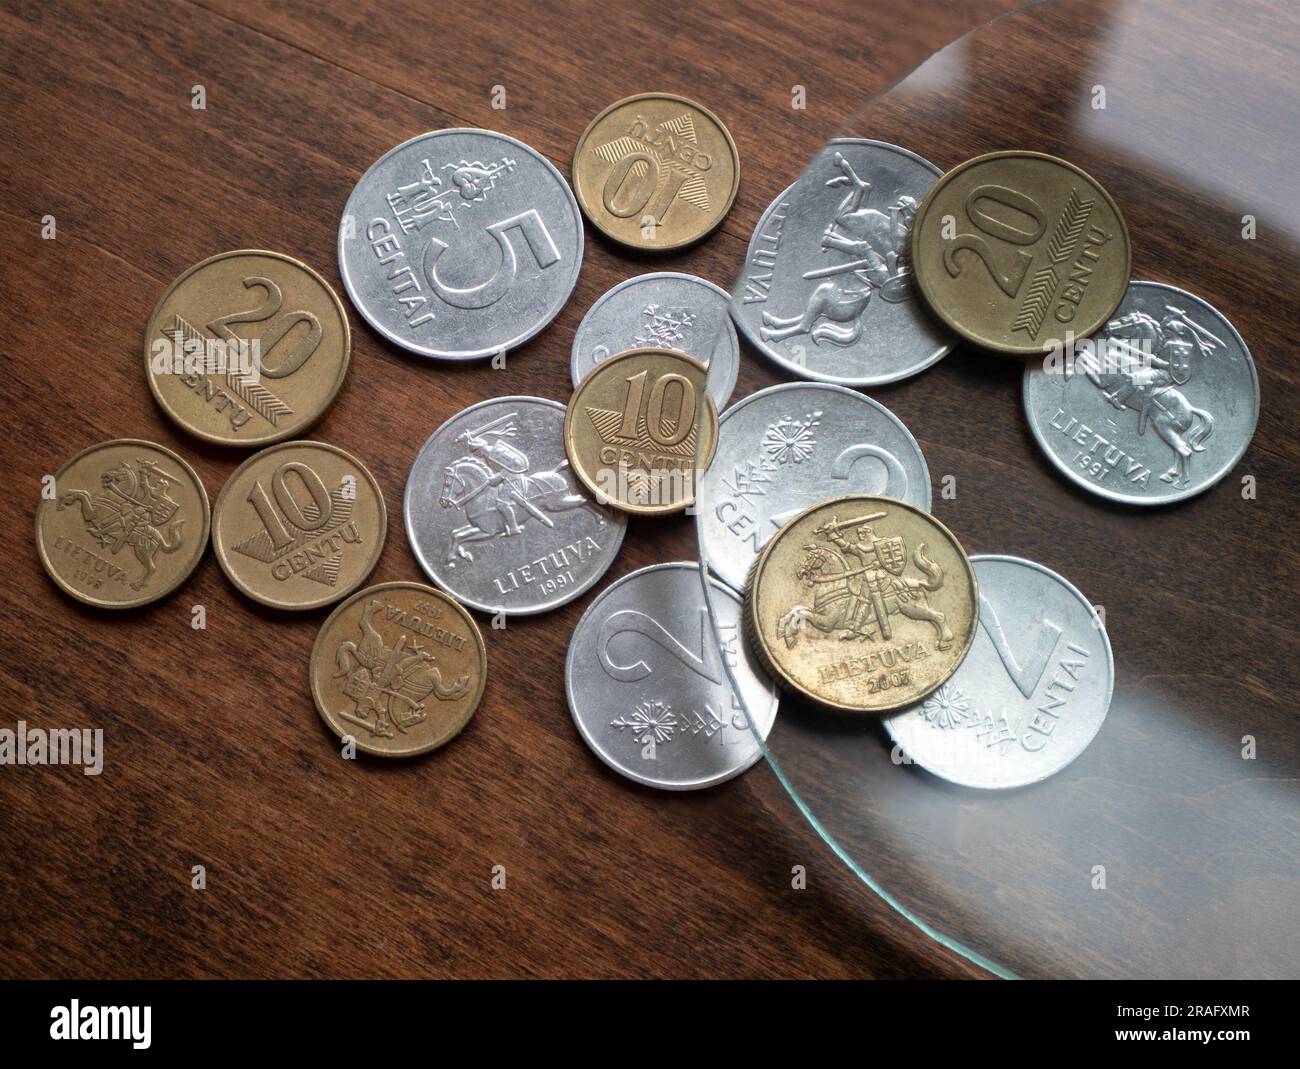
{"left": 339, "top": 129, "right": 584, "bottom": 360}
{"left": 566, "top": 562, "right": 778, "bottom": 790}
{"left": 696, "top": 382, "right": 931, "bottom": 593}
{"left": 405, "top": 396, "right": 625, "bottom": 614}
{"left": 570, "top": 272, "right": 740, "bottom": 408}
{"left": 884, "top": 555, "right": 1114, "bottom": 789}
{"left": 1023, "top": 281, "right": 1260, "bottom": 505}
{"left": 731, "top": 139, "right": 953, "bottom": 386}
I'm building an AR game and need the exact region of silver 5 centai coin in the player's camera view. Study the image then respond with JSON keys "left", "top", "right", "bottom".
{"left": 884, "top": 555, "right": 1114, "bottom": 789}
{"left": 339, "top": 129, "right": 583, "bottom": 360}
{"left": 1023, "top": 281, "right": 1260, "bottom": 505}
{"left": 566, "top": 562, "right": 778, "bottom": 790}
{"left": 696, "top": 382, "right": 931, "bottom": 593}
{"left": 405, "top": 396, "right": 625, "bottom": 614}
{"left": 570, "top": 272, "right": 739, "bottom": 408}
{"left": 731, "top": 139, "right": 953, "bottom": 386}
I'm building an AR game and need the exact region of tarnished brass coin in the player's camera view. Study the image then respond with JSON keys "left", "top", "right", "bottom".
{"left": 563, "top": 347, "right": 718, "bottom": 515}
{"left": 572, "top": 93, "right": 740, "bottom": 250}
{"left": 36, "top": 439, "right": 210, "bottom": 609}
{"left": 144, "top": 250, "right": 351, "bottom": 446}
{"left": 310, "top": 581, "right": 487, "bottom": 757}
{"left": 212, "top": 441, "right": 386, "bottom": 611}
{"left": 745, "top": 495, "right": 977, "bottom": 714}
{"left": 911, "top": 151, "right": 1130, "bottom": 355}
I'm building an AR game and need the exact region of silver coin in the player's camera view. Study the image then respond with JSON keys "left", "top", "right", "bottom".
{"left": 730, "top": 139, "right": 953, "bottom": 386}
{"left": 566, "top": 562, "right": 778, "bottom": 790}
{"left": 1023, "top": 281, "right": 1260, "bottom": 505}
{"left": 570, "top": 272, "right": 740, "bottom": 407}
{"left": 696, "top": 382, "right": 931, "bottom": 593}
{"left": 338, "top": 129, "right": 583, "bottom": 360}
{"left": 405, "top": 396, "right": 625, "bottom": 614}
{"left": 884, "top": 555, "right": 1114, "bottom": 789}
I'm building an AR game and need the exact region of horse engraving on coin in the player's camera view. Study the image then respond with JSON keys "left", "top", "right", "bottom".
{"left": 58, "top": 457, "right": 187, "bottom": 591}
{"left": 439, "top": 410, "right": 589, "bottom": 563}
{"left": 759, "top": 152, "right": 917, "bottom": 349}
{"left": 778, "top": 510, "right": 953, "bottom": 652}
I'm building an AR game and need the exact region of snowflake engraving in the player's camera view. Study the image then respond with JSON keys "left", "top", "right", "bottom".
{"left": 761, "top": 410, "right": 822, "bottom": 465}
{"left": 610, "top": 700, "right": 678, "bottom": 744}
{"left": 921, "top": 683, "right": 971, "bottom": 729}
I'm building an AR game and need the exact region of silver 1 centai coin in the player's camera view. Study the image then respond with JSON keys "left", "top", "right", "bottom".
{"left": 731, "top": 139, "right": 953, "bottom": 386}
{"left": 566, "top": 562, "right": 778, "bottom": 791}
{"left": 405, "top": 396, "right": 625, "bottom": 614}
{"left": 884, "top": 555, "right": 1114, "bottom": 789}
{"left": 1023, "top": 281, "right": 1260, "bottom": 505}
{"left": 339, "top": 128, "right": 584, "bottom": 360}
{"left": 570, "top": 272, "right": 740, "bottom": 408}
{"left": 696, "top": 382, "right": 931, "bottom": 593}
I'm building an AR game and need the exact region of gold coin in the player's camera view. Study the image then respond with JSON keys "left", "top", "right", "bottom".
{"left": 745, "top": 495, "right": 977, "bottom": 714}
{"left": 563, "top": 347, "right": 718, "bottom": 516}
{"left": 211, "top": 441, "right": 386, "bottom": 611}
{"left": 911, "top": 151, "right": 1130, "bottom": 355}
{"left": 144, "top": 250, "right": 351, "bottom": 446}
{"left": 310, "top": 581, "right": 487, "bottom": 757}
{"left": 572, "top": 93, "right": 740, "bottom": 250}
{"left": 36, "top": 439, "right": 210, "bottom": 609}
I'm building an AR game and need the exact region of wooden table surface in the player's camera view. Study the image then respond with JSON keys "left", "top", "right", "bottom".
{"left": 2, "top": 0, "right": 1293, "bottom": 980}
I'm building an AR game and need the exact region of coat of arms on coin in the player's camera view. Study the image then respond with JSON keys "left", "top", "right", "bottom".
{"left": 746, "top": 495, "right": 976, "bottom": 714}
{"left": 311, "top": 582, "right": 486, "bottom": 757}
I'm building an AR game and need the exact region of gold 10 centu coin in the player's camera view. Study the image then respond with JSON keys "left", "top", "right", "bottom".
{"left": 36, "top": 439, "right": 210, "bottom": 609}
{"left": 212, "top": 441, "right": 386, "bottom": 611}
{"left": 572, "top": 93, "right": 740, "bottom": 250}
{"left": 910, "top": 151, "right": 1130, "bottom": 355}
{"left": 144, "top": 250, "right": 351, "bottom": 446}
{"left": 745, "top": 495, "right": 977, "bottom": 714}
{"left": 310, "top": 582, "right": 487, "bottom": 757}
{"left": 564, "top": 347, "right": 718, "bottom": 516}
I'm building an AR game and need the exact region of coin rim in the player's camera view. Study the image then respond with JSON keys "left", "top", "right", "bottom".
{"left": 404, "top": 395, "right": 628, "bottom": 615}
{"left": 1021, "top": 279, "right": 1261, "bottom": 505}
{"left": 744, "top": 493, "right": 978, "bottom": 714}
{"left": 731, "top": 138, "right": 955, "bottom": 386}
{"left": 910, "top": 150, "right": 1132, "bottom": 355}
{"left": 309, "top": 580, "right": 487, "bottom": 757}
{"left": 698, "top": 381, "right": 934, "bottom": 592}
{"left": 211, "top": 439, "right": 387, "bottom": 611}
{"left": 35, "top": 438, "right": 211, "bottom": 610}
{"left": 564, "top": 560, "right": 779, "bottom": 790}
{"left": 569, "top": 271, "right": 740, "bottom": 407}
{"left": 143, "top": 249, "right": 352, "bottom": 446}
{"left": 337, "top": 127, "right": 584, "bottom": 360}
{"left": 563, "top": 347, "right": 720, "bottom": 516}
{"left": 571, "top": 93, "right": 741, "bottom": 252}
{"left": 881, "top": 553, "right": 1115, "bottom": 788}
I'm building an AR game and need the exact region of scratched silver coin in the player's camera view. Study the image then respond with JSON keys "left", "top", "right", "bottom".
{"left": 566, "top": 562, "right": 778, "bottom": 790}
{"left": 730, "top": 139, "right": 953, "bottom": 386}
{"left": 1023, "top": 281, "right": 1259, "bottom": 505}
{"left": 570, "top": 272, "right": 739, "bottom": 407}
{"left": 405, "top": 396, "right": 625, "bottom": 614}
{"left": 696, "top": 382, "right": 931, "bottom": 593}
{"left": 338, "top": 128, "right": 584, "bottom": 360}
{"left": 884, "top": 555, "right": 1114, "bottom": 789}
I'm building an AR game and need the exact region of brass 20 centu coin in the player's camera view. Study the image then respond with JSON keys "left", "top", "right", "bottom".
{"left": 563, "top": 347, "right": 718, "bottom": 516}
{"left": 144, "top": 250, "right": 351, "bottom": 446}
{"left": 36, "top": 438, "right": 210, "bottom": 609}
{"left": 572, "top": 93, "right": 740, "bottom": 251}
{"left": 911, "top": 151, "right": 1130, "bottom": 355}
{"left": 212, "top": 441, "right": 386, "bottom": 611}
{"left": 310, "top": 581, "right": 487, "bottom": 757}
{"left": 745, "top": 495, "right": 977, "bottom": 714}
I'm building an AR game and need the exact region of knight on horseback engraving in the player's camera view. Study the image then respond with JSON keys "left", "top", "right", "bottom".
{"left": 760, "top": 151, "right": 917, "bottom": 348}
{"left": 438, "top": 411, "right": 588, "bottom": 562}
{"left": 777, "top": 510, "right": 954, "bottom": 651}
{"left": 1074, "top": 304, "right": 1224, "bottom": 487}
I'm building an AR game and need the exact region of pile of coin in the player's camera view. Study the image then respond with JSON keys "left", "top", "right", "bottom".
{"left": 35, "top": 95, "right": 1258, "bottom": 795}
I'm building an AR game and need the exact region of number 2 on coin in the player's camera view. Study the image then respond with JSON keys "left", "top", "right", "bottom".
{"left": 942, "top": 185, "right": 1044, "bottom": 298}
{"left": 208, "top": 276, "right": 323, "bottom": 377}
